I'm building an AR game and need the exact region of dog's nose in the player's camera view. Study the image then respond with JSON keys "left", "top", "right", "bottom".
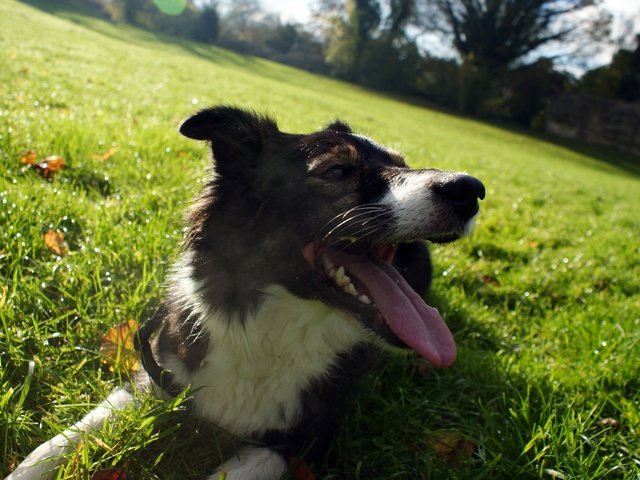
{"left": 435, "top": 174, "right": 485, "bottom": 220}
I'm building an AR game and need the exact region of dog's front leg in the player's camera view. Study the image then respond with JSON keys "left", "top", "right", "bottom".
{"left": 6, "top": 387, "right": 134, "bottom": 480}
{"left": 206, "top": 446, "right": 288, "bottom": 480}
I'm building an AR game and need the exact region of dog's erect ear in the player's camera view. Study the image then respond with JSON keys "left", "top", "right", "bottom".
{"left": 325, "top": 120, "right": 352, "bottom": 134}
{"left": 180, "top": 106, "right": 278, "bottom": 167}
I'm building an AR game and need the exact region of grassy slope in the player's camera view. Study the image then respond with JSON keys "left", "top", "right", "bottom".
{"left": 1, "top": 1, "right": 639, "bottom": 478}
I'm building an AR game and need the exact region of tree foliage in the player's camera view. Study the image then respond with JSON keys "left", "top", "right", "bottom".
{"left": 416, "top": 0, "right": 606, "bottom": 70}
{"left": 578, "top": 35, "right": 640, "bottom": 102}
{"left": 314, "top": 0, "right": 420, "bottom": 88}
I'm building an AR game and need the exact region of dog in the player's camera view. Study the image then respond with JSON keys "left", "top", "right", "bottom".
{"left": 7, "top": 106, "right": 485, "bottom": 480}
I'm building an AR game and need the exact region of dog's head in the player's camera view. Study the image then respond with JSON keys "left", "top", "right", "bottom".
{"left": 180, "top": 106, "right": 484, "bottom": 368}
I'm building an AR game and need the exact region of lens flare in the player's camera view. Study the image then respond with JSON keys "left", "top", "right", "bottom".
{"left": 153, "top": 0, "right": 187, "bottom": 16}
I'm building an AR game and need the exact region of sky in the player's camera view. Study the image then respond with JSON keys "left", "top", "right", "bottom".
{"left": 262, "top": 0, "right": 639, "bottom": 24}
{"left": 260, "top": 0, "right": 640, "bottom": 71}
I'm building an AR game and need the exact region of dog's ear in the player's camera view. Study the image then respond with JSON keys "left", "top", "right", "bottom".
{"left": 180, "top": 106, "right": 278, "bottom": 167}
{"left": 325, "top": 120, "right": 352, "bottom": 134}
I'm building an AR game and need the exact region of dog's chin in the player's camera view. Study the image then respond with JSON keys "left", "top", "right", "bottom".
{"left": 301, "top": 239, "right": 457, "bottom": 368}
{"left": 419, "top": 220, "right": 476, "bottom": 245}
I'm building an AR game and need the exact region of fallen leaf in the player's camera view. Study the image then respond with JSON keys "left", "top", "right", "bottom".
{"left": 91, "top": 467, "right": 128, "bottom": 480}
{"left": 44, "top": 229, "right": 68, "bottom": 256}
{"left": 288, "top": 456, "right": 316, "bottom": 480}
{"left": 479, "top": 274, "right": 500, "bottom": 287}
{"left": 597, "top": 417, "right": 620, "bottom": 429}
{"left": 428, "top": 431, "right": 477, "bottom": 468}
{"left": 93, "top": 147, "right": 117, "bottom": 161}
{"left": 99, "top": 319, "right": 140, "bottom": 373}
{"left": 27, "top": 156, "right": 64, "bottom": 180}
{"left": 19, "top": 149, "right": 38, "bottom": 165}
{"left": 6, "top": 454, "right": 17, "bottom": 472}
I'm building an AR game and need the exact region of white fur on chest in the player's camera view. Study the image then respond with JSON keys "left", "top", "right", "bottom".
{"left": 166, "top": 274, "right": 369, "bottom": 436}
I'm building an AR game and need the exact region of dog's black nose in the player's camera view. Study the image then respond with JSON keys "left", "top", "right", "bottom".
{"left": 435, "top": 174, "right": 485, "bottom": 220}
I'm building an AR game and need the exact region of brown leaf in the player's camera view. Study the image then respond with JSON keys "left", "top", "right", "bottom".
{"left": 91, "top": 467, "right": 128, "bottom": 480}
{"left": 597, "top": 417, "right": 620, "bottom": 429}
{"left": 288, "top": 456, "right": 316, "bottom": 480}
{"left": 19, "top": 149, "right": 38, "bottom": 165}
{"left": 479, "top": 274, "right": 500, "bottom": 287}
{"left": 93, "top": 147, "right": 117, "bottom": 162}
{"left": 44, "top": 229, "right": 68, "bottom": 256}
{"left": 30, "top": 155, "right": 65, "bottom": 179}
{"left": 428, "top": 431, "right": 477, "bottom": 468}
{"left": 99, "top": 319, "right": 140, "bottom": 373}
{"left": 6, "top": 454, "right": 18, "bottom": 473}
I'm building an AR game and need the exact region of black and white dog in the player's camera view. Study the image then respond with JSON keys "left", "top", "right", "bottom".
{"left": 8, "top": 106, "right": 485, "bottom": 480}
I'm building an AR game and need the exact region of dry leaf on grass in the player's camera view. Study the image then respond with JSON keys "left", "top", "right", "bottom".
{"left": 35, "top": 155, "right": 65, "bottom": 179}
{"left": 428, "top": 431, "right": 477, "bottom": 468}
{"left": 91, "top": 467, "right": 128, "bottom": 480}
{"left": 288, "top": 456, "right": 316, "bottom": 480}
{"left": 93, "top": 147, "right": 117, "bottom": 161}
{"left": 20, "top": 150, "right": 65, "bottom": 179}
{"left": 44, "top": 229, "right": 69, "bottom": 256}
{"left": 99, "top": 319, "right": 140, "bottom": 373}
{"left": 479, "top": 274, "right": 500, "bottom": 287}
{"left": 19, "top": 149, "right": 38, "bottom": 165}
{"left": 597, "top": 417, "right": 620, "bottom": 429}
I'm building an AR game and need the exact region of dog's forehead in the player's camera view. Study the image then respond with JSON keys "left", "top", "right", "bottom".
{"left": 297, "top": 130, "right": 406, "bottom": 168}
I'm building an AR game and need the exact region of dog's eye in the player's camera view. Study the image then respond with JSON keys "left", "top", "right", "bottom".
{"left": 322, "top": 165, "right": 352, "bottom": 180}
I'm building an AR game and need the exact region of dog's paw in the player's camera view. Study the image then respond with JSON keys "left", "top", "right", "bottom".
{"left": 206, "top": 446, "right": 287, "bottom": 480}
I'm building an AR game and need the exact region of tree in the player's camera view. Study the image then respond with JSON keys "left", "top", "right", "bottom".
{"left": 265, "top": 23, "right": 298, "bottom": 54}
{"left": 415, "top": 0, "right": 608, "bottom": 71}
{"left": 313, "top": 0, "right": 382, "bottom": 79}
{"left": 579, "top": 34, "right": 640, "bottom": 102}
{"left": 313, "top": 0, "right": 421, "bottom": 87}
{"left": 502, "top": 59, "right": 572, "bottom": 126}
{"left": 193, "top": 5, "right": 220, "bottom": 44}
{"left": 386, "top": 0, "right": 414, "bottom": 37}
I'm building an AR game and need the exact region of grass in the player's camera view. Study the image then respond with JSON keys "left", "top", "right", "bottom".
{"left": 1, "top": 0, "right": 639, "bottom": 478}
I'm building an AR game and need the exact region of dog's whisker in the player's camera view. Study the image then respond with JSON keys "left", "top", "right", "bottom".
{"left": 318, "top": 204, "right": 386, "bottom": 234}
{"left": 321, "top": 209, "right": 389, "bottom": 239}
{"left": 319, "top": 221, "right": 388, "bottom": 254}
{"left": 325, "top": 217, "right": 388, "bottom": 240}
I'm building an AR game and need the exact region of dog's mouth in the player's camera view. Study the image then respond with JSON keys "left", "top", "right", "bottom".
{"left": 302, "top": 241, "right": 456, "bottom": 368}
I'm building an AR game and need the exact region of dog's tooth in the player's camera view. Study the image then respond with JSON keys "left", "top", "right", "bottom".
{"left": 321, "top": 255, "right": 335, "bottom": 271}
{"left": 335, "top": 267, "right": 351, "bottom": 287}
{"left": 344, "top": 283, "right": 358, "bottom": 296}
{"left": 358, "top": 294, "right": 371, "bottom": 304}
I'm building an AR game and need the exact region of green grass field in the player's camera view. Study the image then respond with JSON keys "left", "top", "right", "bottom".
{"left": 1, "top": 1, "right": 639, "bottom": 478}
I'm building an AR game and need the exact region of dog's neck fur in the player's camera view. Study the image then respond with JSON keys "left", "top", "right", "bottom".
{"left": 159, "top": 252, "right": 370, "bottom": 436}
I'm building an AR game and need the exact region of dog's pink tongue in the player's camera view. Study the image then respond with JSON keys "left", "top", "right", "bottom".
{"left": 335, "top": 253, "right": 456, "bottom": 368}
